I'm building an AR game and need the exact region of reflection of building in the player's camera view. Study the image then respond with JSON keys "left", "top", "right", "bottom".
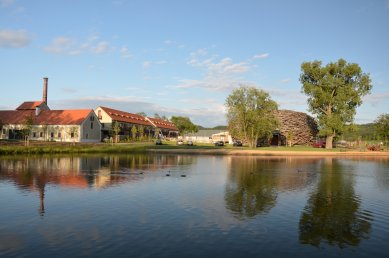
{"left": 0, "top": 78, "right": 101, "bottom": 142}
{"left": 94, "top": 106, "right": 179, "bottom": 140}
{"left": 0, "top": 154, "right": 195, "bottom": 215}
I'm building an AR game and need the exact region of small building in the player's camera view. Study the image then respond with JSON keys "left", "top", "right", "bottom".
{"left": 0, "top": 107, "right": 101, "bottom": 142}
{"left": 211, "top": 131, "right": 233, "bottom": 144}
{"left": 95, "top": 106, "right": 155, "bottom": 141}
{"left": 0, "top": 78, "right": 101, "bottom": 142}
{"left": 145, "top": 117, "right": 179, "bottom": 138}
{"left": 94, "top": 106, "right": 179, "bottom": 140}
{"left": 184, "top": 130, "right": 219, "bottom": 143}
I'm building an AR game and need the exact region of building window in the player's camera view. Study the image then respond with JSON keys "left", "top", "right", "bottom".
{"left": 86, "top": 133, "right": 88, "bottom": 139}
{"left": 58, "top": 132, "right": 61, "bottom": 138}
{"left": 33, "top": 132, "right": 36, "bottom": 138}
{"left": 71, "top": 132, "right": 74, "bottom": 138}
{"left": 91, "top": 122, "right": 93, "bottom": 129}
{"left": 40, "top": 132, "right": 43, "bottom": 137}
{"left": 90, "top": 116, "right": 94, "bottom": 121}
{"left": 2, "top": 129, "right": 5, "bottom": 134}
{"left": 50, "top": 132, "right": 54, "bottom": 138}
{"left": 98, "top": 110, "right": 102, "bottom": 119}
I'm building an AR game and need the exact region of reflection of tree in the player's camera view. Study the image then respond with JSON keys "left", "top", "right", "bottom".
{"left": 299, "top": 158, "right": 372, "bottom": 248}
{"left": 225, "top": 157, "right": 278, "bottom": 219}
{"left": 372, "top": 159, "right": 389, "bottom": 190}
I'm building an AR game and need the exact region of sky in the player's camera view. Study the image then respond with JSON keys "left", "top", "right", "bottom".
{"left": 0, "top": 0, "right": 388, "bottom": 127}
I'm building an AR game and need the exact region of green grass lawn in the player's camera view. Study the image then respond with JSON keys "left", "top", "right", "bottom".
{"left": 0, "top": 139, "right": 384, "bottom": 155}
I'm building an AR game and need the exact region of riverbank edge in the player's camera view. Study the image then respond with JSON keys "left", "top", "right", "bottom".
{"left": 147, "top": 148, "right": 389, "bottom": 156}
{"left": 1, "top": 143, "right": 388, "bottom": 156}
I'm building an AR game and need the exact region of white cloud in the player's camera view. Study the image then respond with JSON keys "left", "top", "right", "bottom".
{"left": 44, "top": 36, "right": 74, "bottom": 54}
{"left": 44, "top": 35, "right": 111, "bottom": 55}
{"left": 164, "top": 40, "right": 174, "bottom": 45}
{"left": 53, "top": 95, "right": 227, "bottom": 127}
{"left": 0, "top": 0, "right": 13, "bottom": 7}
{"left": 363, "top": 91, "right": 389, "bottom": 106}
{"left": 0, "top": 29, "right": 31, "bottom": 48}
{"left": 178, "top": 52, "right": 252, "bottom": 91}
{"left": 92, "top": 41, "right": 109, "bottom": 54}
{"left": 142, "top": 60, "right": 168, "bottom": 69}
{"left": 280, "top": 78, "right": 291, "bottom": 83}
{"left": 120, "top": 46, "right": 132, "bottom": 59}
{"left": 253, "top": 53, "right": 269, "bottom": 59}
{"left": 61, "top": 87, "right": 78, "bottom": 93}
{"left": 143, "top": 61, "right": 152, "bottom": 69}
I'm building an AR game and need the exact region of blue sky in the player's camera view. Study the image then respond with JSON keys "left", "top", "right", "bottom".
{"left": 1, "top": 0, "right": 388, "bottom": 127}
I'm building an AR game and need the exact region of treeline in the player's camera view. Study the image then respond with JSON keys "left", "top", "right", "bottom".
{"left": 197, "top": 125, "right": 228, "bottom": 130}
{"left": 341, "top": 124, "right": 382, "bottom": 141}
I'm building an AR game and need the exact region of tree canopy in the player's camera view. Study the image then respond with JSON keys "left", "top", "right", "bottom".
{"left": 375, "top": 113, "right": 389, "bottom": 145}
{"left": 300, "top": 59, "right": 372, "bottom": 149}
{"left": 170, "top": 116, "right": 198, "bottom": 135}
{"left": 225, "top": 86, "right": 279, "bottom": 148}
{"left": 136, "top": 112, "right": 147, "bottom": 117}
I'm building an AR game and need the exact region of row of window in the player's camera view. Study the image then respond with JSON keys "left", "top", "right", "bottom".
{"left": 32, "top": 132, "right": 75, "bottom": 138}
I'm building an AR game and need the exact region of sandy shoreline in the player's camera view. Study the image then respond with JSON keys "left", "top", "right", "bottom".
{"left": 148, "top": 148, "right": 389, "bottom": 157}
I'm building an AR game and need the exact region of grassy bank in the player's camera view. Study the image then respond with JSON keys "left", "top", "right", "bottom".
{"left": 0, "top": 140, "right": 387, "bottom": 155}
{"left": 0, "top": 142, "right": 151, "bottom": 155}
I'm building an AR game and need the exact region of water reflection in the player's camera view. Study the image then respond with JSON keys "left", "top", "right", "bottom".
{"left": 225, "top": 157, "right": 320, "bottom": 219}
{"left": 0, "top": 154, "right": 194, "bottom": 216}
{"left": 299, "top": 158, "right": 373, "bottom": 248}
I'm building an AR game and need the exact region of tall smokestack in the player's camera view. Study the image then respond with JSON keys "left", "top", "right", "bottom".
{"left": 43, "top": 77, "right": 48, "bottom": 104}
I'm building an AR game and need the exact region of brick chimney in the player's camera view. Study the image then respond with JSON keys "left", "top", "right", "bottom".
{"left": 43, "top": 77, "right": 48, "bottom": 104}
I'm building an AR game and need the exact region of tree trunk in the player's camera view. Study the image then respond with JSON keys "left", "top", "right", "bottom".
{"left": 325, "top": 135, "right": 334, "bottom": 149}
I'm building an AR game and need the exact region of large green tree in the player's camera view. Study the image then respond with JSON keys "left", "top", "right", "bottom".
{"left": 375, "top": 113, "right": 389, "bottom": 146}
{"left": 225, "top": 86, "right": 278, "bottom": 148}
{"left": 170, "top": 116, "right": 198, "bottom": 135}
{"left": 300, "top": 59, "right": 372, "bottom": 149}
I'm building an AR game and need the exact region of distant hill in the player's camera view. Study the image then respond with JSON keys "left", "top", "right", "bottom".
{"left": 338, "top": 123, "right": 377, "bottom": 141}
{"left": 197, "top": 125, "right": 228, "bottom": 130}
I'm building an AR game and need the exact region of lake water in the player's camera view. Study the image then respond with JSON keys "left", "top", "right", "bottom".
{"left": 0, "top": 154, "right": 388, "bottom": 258}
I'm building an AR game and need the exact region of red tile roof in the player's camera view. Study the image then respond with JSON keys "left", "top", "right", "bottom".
{"left": 147, "top": 117, "right": 178, "bottom": 131}
{"left": 16, "top": 101, "right": 44, "bottom": 110}
{"left": 0, "top": 110, "right": 93, "bottom": 125}
{"left": 0, "top": 110, "right": 34, "bottom": 124}
{"left": 99, "top": 106, "right": 153, "bottom": 126}
{"left": 35, "top": 110, "right": 93, "bottom": 125}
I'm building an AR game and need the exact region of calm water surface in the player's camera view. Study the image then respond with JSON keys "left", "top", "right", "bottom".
{"left": 0, "top": 154, "right": 388, "bottom": 258}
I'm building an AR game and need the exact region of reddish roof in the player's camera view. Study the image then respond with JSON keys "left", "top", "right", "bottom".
{"left": 16, "top": 101, "right": 44, "bottom": 110}
{"left": 0, "top": 109, "right": 93, "bottom": 125}
{"left": 34, "top": 110, "right": 93, "bottom": 125}
{"left": 99, "top": 106, "right": 153, "bottom": 126}
{"left": 0, "top": 110, "right": 35, "bottom": 124}
{"left": 147, "top": 117, "right": 178, "bottom": 131}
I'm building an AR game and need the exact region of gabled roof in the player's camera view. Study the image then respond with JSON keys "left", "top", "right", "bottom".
{"left": 0, "top": 110, "right": 93, "bottom": 125}
{"left": 99, "top": 106, "right": 153, "bottom": 126}
{"left": 147, "top": 117, "right": 178, "bottom": 131}
{"left": 16, "top": 101, "right": 45, "bottom": 110}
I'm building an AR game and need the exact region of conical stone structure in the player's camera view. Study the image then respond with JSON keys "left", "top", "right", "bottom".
{"left": 273, "top": 110, "right": 318, "bottom": 146}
